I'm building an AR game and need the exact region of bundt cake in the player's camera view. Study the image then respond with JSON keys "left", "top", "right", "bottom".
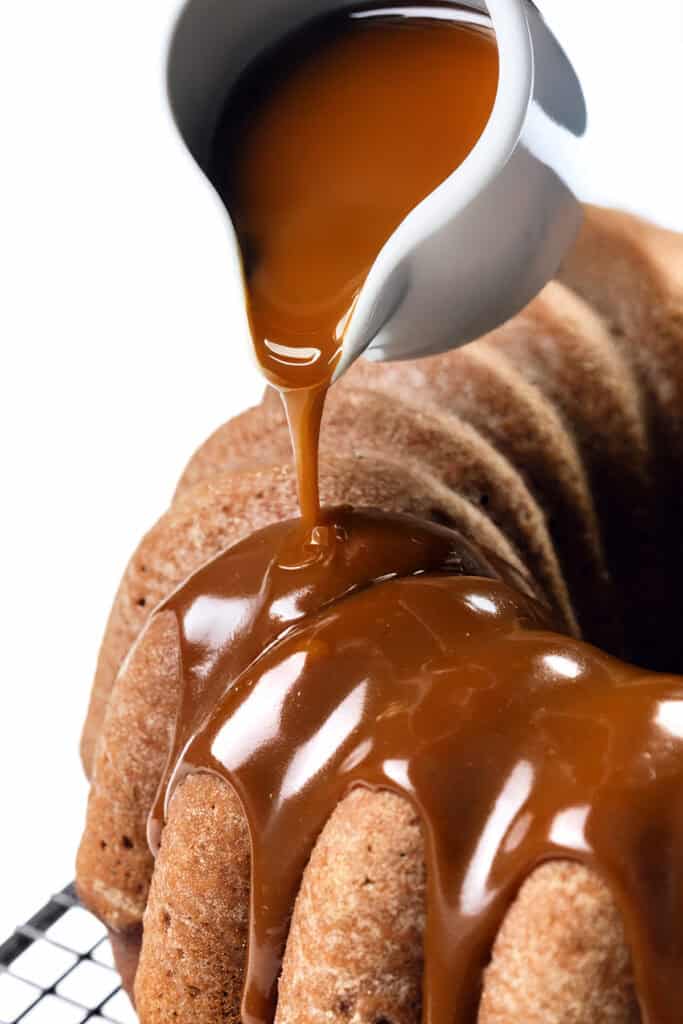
{"left": 77, "top": 206, "right": 683, "bottom": 1023}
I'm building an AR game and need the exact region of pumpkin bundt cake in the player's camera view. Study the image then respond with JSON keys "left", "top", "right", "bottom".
{"left": 77, "top": 206, "right": 683, "bottom": 1022}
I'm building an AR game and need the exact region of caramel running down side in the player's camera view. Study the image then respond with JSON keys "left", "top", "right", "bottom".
{"left": 149, "top": 508, "right": 683, "bottom": 1024}
{"left": 211, "top": 4, "right": 499, "bottom": 523}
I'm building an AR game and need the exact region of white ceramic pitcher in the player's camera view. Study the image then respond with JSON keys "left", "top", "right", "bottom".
{"left": 166, "top": 0, "right": 586, "bottom": 377}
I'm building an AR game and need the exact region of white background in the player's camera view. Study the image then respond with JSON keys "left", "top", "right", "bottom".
{"left": 0, "top": 0, "right": 682, "bottom": 940}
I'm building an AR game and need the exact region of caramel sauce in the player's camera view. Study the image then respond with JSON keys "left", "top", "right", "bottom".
{"left": 150, "top": 509, "right": 683, "bottom": 1024}
{"left": 210, "top": 5, "right": 499, "bottom": 523}
{"left": 148, "top": 5, "right": 683, "bottom": 1021}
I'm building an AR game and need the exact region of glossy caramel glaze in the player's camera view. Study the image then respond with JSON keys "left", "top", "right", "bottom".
{"left": 149, "top": 509, "right": 683, "bottom": 1024}
{"left": 211, "top": 5, "right": 498, "bottom": 522}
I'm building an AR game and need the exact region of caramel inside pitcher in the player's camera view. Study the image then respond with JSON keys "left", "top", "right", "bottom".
{"left": 211, "top": 5, "right": 498, "bottom": 522}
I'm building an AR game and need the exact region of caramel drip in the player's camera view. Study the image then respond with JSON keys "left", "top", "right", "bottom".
{"left": 150, "top": 509, "right": 683, "bottom": 1024}
{"left": 210, "top": 6, "right": 499, "bottom": 522}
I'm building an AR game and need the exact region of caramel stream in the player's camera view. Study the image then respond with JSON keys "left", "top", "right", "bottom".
{"left": 150, "top": 6, "right": 683, "bottom": 1022}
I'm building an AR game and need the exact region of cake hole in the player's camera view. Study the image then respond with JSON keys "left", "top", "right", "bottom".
{"left": 362, "top": 876, "right": 373, "bottom": 887}
{"left": 100, "top": 840, "right": 107, "bottom": 850}
{"left": 187, "top": 985, "right": 200, "bottom": 999}
{"left": 336, "top": 996, "right": 353, "bottom": 1017}
{"left": 374, "top": 1017, "right": 393, "bottom": 1024}
{"left": 479, "top": 493, "right": 490, "bottom": 507}
{"left": 137, "top": 597, "right": 147, "bottom": 608}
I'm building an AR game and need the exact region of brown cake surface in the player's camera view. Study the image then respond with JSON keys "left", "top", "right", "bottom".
{"left": 77, "top": 206, "right": 683, "bottom": 1022}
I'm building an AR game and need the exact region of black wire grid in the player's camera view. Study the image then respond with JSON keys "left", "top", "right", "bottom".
{"left": 0, "top": 885, "right": 134, "bottom": 1024}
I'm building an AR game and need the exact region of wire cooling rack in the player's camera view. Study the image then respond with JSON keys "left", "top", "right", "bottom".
{"left": 0, "top": 885, "right": 134, "bottom": 1023}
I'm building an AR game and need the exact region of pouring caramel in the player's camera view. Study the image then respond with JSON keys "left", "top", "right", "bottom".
{"left": 146, "top": 5, "right": 683, "bottom": 1022}
{"left": 211, "top": 4, "right": 498, "bottom": 523}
